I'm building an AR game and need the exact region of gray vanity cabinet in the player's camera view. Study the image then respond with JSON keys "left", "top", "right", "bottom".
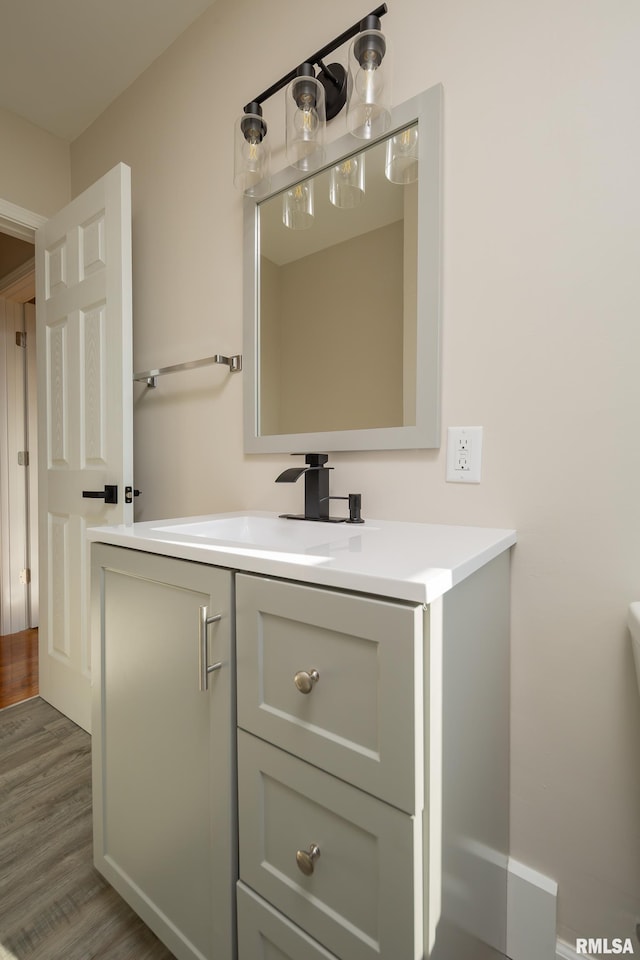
{"left": 91, "top": 540, "right": 511, "bottom": 960}
{"left": 91, "top": 545, "right": 235, "bottom": 960}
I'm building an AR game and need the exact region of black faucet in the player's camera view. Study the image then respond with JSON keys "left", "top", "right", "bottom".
{"left": 276, "top": 454, "right": 364, "bottom": 524}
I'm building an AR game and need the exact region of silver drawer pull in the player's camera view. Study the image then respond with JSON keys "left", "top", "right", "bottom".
{"left": 294, "top": 669, "right": 319, "bottom": 694}
{"left": 296, "top": 843, "right": 321, "bottom": 876}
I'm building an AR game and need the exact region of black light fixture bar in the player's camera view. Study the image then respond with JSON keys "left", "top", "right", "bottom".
{"left": 243, "top": 3, "right": 388, "bottom": 112}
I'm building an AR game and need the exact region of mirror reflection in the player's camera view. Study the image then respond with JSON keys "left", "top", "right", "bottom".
{"left": 258, "top": 124, "right": 418, "bottom": 436}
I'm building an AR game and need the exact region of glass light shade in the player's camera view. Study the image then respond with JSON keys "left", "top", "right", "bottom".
{"left": 347, "top": 29, "right": 391, "bottom": 140}
{"left": 282, "top": 180, "right": 314, "bottom": 230}
{"left": 385, "top": 126, "right": 419, "bottom": 184}
{"left": 234, "top": 111, "right": 270, "bottom": 195}
{"left": 329, "top": 153, "right": 366, "bottom": 208}
{"left": 285, "top": 74, "right": 326, "bottom": 170}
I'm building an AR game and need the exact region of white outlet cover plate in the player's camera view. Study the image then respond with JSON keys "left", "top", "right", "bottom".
{"left": 446, "top": 426, "right": 483, "bottom": 483}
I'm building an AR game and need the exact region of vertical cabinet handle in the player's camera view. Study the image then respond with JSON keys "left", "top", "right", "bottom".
{"left": 199, "top": 605, "right": 222, "bottom": 691}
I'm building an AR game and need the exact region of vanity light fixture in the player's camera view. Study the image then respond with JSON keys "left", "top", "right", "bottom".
{"left": 233, "top": 4, "right": 390, "bottom": 196}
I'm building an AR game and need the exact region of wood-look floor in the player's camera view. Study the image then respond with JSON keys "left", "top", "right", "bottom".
{"left": 0, "top": 696, "right": 176, "bottom": 960}
{"left": 0, "top": 628, "right": 39, "bottom": 709}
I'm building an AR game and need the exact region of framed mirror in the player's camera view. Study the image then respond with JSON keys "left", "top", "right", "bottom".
{"left": 243, "top": 83, "right": 442, "bottom": 453}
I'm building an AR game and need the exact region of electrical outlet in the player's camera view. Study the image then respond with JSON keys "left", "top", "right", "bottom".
{"left": 446, "top": 426, "right": 483, "bottom": 483}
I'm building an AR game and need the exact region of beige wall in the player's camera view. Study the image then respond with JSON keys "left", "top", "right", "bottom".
{"left": 0, "top": 106, "right": 70, "bottom": 215}
{"left": 70, "top": 0, "right": 640, "bottom": 947}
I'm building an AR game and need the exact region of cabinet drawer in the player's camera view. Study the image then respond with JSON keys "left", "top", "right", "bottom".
{"left": 238, "top": 730, "right": 422, "bottom": 960}
{"left": 236, "top": 574, "right": 424, "bottom": 813}
{"left": 237, "top": 882, "right": 338, "bottom": 960}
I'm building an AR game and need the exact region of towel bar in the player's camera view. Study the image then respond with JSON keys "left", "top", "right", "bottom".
{"left": 133, "top": 354, "right": 242, "bottom": 387}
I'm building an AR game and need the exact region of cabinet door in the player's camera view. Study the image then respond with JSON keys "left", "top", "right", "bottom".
{"left": 236, "top": 573, "right": 424, "bottom": 813}
{"left": 91, "top": 545, "right": 235, "bottom": 960}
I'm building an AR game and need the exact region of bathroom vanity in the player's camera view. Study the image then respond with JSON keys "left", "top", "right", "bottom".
{"left": 89, "top": 512, "right": 515, "bottom": 960}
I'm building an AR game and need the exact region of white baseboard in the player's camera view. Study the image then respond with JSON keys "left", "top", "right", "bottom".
{"left": 505, "top": 862, "right": 632, "bottom": 960}
{"left": 507, "top": 857, "right": 558, "bottom": 960}
{"left": 442, "top": 851, "right": 562, "bottom": 960}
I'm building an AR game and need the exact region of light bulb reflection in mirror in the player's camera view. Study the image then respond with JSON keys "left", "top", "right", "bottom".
{"left": 283, "top": 180, "right": 314, "bottom": 230}
{"left": 330, "top": 154, "right": 365, "bottom": 209}
{"left": 385, "top": 126, "right": 419, "bottom": 184}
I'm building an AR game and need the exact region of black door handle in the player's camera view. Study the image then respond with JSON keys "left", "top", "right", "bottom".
{"left": 82, "top": 484, "right": 118, "bottom": 504}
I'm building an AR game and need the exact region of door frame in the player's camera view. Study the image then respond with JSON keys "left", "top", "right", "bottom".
{"left": 0, "top": 199, "right": 47, "bottom": 242}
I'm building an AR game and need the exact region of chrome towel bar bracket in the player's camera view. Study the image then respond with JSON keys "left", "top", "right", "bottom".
{"left": 133, "top": 353, "right": 242, "bottom": 388}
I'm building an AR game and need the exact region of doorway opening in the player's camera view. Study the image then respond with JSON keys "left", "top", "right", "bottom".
{"left": 0, "top": 229, "right": 38, "bottom": 708}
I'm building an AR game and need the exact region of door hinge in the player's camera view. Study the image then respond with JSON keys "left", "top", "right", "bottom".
{"left": 17, "top": 451, "right": 29, "bottom": 466}
{"left": 15, "top": 331, "right": 26, "bottom": 348}
{"left": 19, "top": 568, "right": 31, "bottom": 585}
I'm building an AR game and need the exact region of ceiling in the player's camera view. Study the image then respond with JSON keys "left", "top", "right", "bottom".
{"left": 0, "top": 0, "right": 216, "bottom": 141}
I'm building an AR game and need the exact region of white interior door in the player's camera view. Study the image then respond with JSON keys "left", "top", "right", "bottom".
{"left": 36, "top": 163, "right": 133, "bottom": 732}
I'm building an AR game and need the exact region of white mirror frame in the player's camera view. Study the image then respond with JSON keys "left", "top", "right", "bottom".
{"left": 243, "top": 82, "right": 443, "bottom": 453}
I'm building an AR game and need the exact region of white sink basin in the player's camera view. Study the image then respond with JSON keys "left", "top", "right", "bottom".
{"left": 152, "top": 514, "right": 366, "bottom": 556}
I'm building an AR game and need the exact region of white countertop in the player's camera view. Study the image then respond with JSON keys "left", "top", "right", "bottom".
{"left": 87, "top": 511, "right": 516, "bottom": 605}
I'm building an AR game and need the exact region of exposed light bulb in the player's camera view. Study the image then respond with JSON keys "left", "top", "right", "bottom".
{"left": 247, "top": 139, "right": 259, "bottom": 164}
{"left": 355, "top": 65, "right": 385, "bottom": 133}
{"left": 286, "top": 72, "right": 326, "bottom": 168}
{"left": 356, "top": 64, "right": 384, "bottom": 103}
{"left": 241, "top": 134, "right": 264, "bottom": 179}
{"left": 294, "top": 104, "right": 320, "bottom": 140}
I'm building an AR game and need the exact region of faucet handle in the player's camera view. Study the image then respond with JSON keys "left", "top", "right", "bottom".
{"left": 290, "top": 453, "right": 329, "bottom": 468}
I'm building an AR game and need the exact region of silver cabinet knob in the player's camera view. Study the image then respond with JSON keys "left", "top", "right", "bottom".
{"left": 293, "top": 669, "right": 319, "bottom": 694}
{"left": 296, "top": 843, "right": 321, "bottom": 876}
